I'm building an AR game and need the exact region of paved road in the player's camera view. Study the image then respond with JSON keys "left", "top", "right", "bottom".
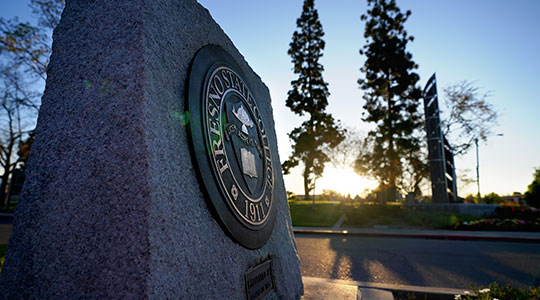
{"left": 296, "top": 233, "right": 540, "bottom": 290}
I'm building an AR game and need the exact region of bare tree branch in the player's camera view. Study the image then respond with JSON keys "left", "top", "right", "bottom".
{"left": 441, "top": 81, "right": 499, "bottom": 155}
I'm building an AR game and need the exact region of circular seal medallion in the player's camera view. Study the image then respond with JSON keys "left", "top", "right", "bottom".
{"left": 186, "top": 45, "right": 276, "bottom": 249}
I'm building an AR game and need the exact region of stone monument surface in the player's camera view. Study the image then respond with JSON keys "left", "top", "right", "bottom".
{"left": 0, "top": 0, "right": 303, "bottom": 299}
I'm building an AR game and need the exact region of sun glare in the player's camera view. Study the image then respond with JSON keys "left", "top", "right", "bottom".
{"left": 314, "top": 167, "right": 378, "bottom": 197}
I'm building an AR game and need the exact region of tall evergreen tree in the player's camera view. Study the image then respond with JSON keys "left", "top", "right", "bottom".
{"left": 283, "top": 0, "right": 344, "bottom": 200}
{"left": 355, "top": 0, "right": 422, "bottom": 201}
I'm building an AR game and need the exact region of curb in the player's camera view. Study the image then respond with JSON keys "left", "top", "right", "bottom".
{"left": 293, "top": 228, "right": 540, "bottom": 243}
{"left": 0, "top": 215, "right": 13, "bottom": 225}
{"left": 302, "top": 276, "right": 476, "bottom": 300}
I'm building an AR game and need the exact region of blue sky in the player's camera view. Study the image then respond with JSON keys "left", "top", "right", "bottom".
{"left": 2, "top": 0, "right": 539, "bottom": 197}
{"left": 197, "top": 0, "right": 540, "bottom": 197}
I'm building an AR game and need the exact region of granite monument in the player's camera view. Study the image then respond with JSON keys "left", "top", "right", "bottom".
{"left": 0, "top": 1, "right": 303, "bottom": 299}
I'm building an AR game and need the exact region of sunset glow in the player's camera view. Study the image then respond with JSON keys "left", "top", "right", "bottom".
{"left": 284, "top": 166, "right": 378, "bottom": 198}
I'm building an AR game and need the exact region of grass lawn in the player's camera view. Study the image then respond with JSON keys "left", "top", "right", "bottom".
{"left": 288, "top": 201, "right": 483, "bottom": 229}
{"left": 288, "top": 201, "right": 342, "bottom": 227}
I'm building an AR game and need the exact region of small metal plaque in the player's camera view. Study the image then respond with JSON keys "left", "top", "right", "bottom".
{"left": 245, "top": 260, "right": 274, "bottom": 300}
{"left": 186, "top": 45, "right": 277, "bottom": 249}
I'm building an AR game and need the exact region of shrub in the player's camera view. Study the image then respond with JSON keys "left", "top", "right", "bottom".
{"left": 403, "top": 211, "right": 477, "bottom": 229}
{"left": 342, "top": 205, "right": 479, "bottom": 229}
{"left": 495, "top": 205, "right": 539, "bottom": 221}
{"left": 462, "top": 282, "right": 540, "bottom": 300}
{"left": 454, "top": 218, "right": 540, "bottom": 232}
{"left": 524, "top": 168, "right": 540, "bottom": 208}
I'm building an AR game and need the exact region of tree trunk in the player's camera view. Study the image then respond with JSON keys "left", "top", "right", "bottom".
{"left": 303, "top": 166, "right": 311, "bottom": 201}
{"left": 386, "top": 70, "right": 396, "bottom": 202}
{"left": 0, "top": 138, "right": 14, "bottom": 208}
{"left": 311, "top": 178, "right": 316, "bottom": 210}
{"left": 0, "top": 108, "right": 16, "bottom": 209}
{"left": 0, "top": 167, "right": 10, "bottom": 208}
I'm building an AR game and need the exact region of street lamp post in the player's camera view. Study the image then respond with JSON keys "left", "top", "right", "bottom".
{"left": 475, "top": 134, "right": 503, "bottom": 203}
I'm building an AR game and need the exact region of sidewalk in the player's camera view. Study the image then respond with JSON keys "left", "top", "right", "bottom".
{"left": 294, "top": 225, "right": 540, "bottom": 243}
{"left": 294, "top": 212, "right": 540, "bottom": 243}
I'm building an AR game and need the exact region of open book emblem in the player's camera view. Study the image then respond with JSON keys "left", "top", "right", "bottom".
{"left": 241, "top": 148, "right": 258, "bottom": 178}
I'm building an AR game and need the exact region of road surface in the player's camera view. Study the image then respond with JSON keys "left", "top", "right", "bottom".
{"left": 295, "top": 233, "right": 540, "bottom": 289}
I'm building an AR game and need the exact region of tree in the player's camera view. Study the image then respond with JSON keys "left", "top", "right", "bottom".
{"left": 481, "top": 192, "right": 503, "bottom": 204}
{"left": 403, "top": 81, "right": 499, "bottom": 198}
{"left": 441, "top": 81, "right": 498, "bottom": 155}
{"left": 29, "top": 0, "right": 64, "bottom": 30}
{"left": 0, "top": 0, "right": 64, "bottom": 81}
{"left": 282, "top": 0, "right": 345, "bottom": 200}
{"left": 354, "top": 133, "right": 428, "bottom": 197}
{"left": 17, "top": 130, "right": 35, "bottom": 168}
{"left": 355, "top": 0, "right": 423, "bottom": 201}
{"left": 524, "top": 168, "right": 540, "bottom": 208}
{"left": 0, "top": 0, "right": 64, "bottom": 207}
{"left": 321, "top": 189, "right": 347, "bottom": 202}
{"left": 398, "top": 141, "right": 429, "bottom": 195}
{"left": 325, "top": 126, "right": 364, "bottom": 169}
{"left": 0, "top": 67, "right": 38, "bottom": 206}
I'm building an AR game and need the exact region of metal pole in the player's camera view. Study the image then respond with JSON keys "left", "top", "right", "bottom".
{"left": 475, "top": 138, "right": 481, "bottom": 203}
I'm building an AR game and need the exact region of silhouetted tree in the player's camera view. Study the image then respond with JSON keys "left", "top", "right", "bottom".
{"left": 283, "top": 0, "right": 345, "bottom": 201}
{"left": 0, "top": 0, "right": 64, "bottom": 207}
{"left": 0, "top": 0, "right": 64, "bottom": 80}
{"left": 441, "top": 81, "right": 499, "bottom": 155}
{"left": 0, "top": 67, "right": 38, "bottom": 206}
{"left": 29, "top": 0, "right": 64, "bottom": 30}
{"left": 325, "top": 127, "right": 364, "bottom": 169}
{"left": 399, "top": 143, "right": 429, "bottom": 195}
{"left": 355, "top": 0, "right": 422, "bottom": 201}
{"left": 398, "top": 81, "right": 500, "bottom": 196}
{"left": 524, "top": 168, "right": 540, "bottom": 208}
{"left": 17, "top": 131, "right": 35, "bottom": 168}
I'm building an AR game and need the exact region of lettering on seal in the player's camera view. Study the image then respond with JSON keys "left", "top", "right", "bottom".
{"left": 187, "top": 45, "right": 277, "bottom": 249}
{"left": 205, "top": 66, "right": 274, "bottom": 227}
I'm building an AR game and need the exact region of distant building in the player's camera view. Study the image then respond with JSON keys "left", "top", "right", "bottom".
{"left": 502, "top": 193, "right": 523, "bottom": 204}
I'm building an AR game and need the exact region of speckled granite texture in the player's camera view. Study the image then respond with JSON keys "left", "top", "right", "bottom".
{"left": 0, "top": 0, "right": 303, "bottom": 299}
